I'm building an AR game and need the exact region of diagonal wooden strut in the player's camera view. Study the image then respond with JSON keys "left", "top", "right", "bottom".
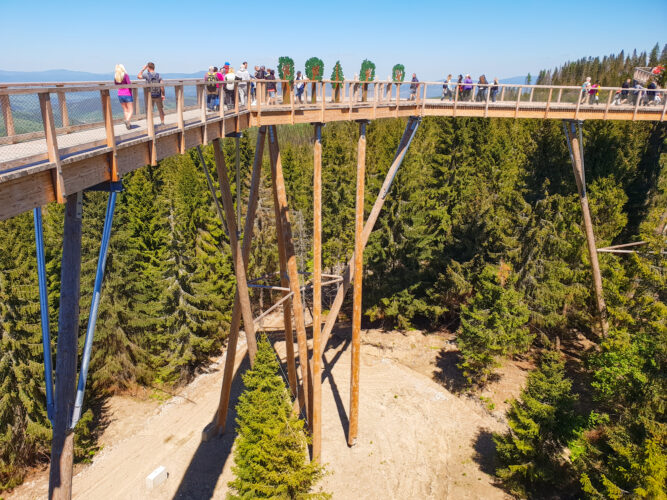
{"left": 213, "top": 138, "right": 258, "bottom": 362}
{"left": 267, "top": 125, "right": 311, "bottom": 419}
{"left": 563, "top": 120, "right": 609, "bottom": 337}
{"left": 213, "top": 127, "right": 265, "bottom": 434}
{"left": 269, "top": 158, "right": 301, "bottom": 409}
{"left": 316, "top": 116, "right": 421, "bottom": 355}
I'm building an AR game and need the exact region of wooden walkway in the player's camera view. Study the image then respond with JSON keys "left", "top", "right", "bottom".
{"left": 0, "top": 79, "right": 665, "bottom": 221}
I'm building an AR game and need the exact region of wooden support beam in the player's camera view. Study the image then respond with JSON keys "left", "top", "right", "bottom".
{"left": 213, "top": 138, "right": 258, "bottom": 360}
{"left": 57, "top": 87, "right": 69, "bottom": 128}
{"left": 214, "top": 127, "right": 266, "bottom": 434}
{"left": 267, "top": 125, "right": 311, "bottom": 418}
{"left": 199, "top": 84, "right": 208, "bottom": 144}
{"left": 144, "top": 89, "right": 156, "bottom": 166}
{"left": 317, "top": 117, "right": 420, "bottom": 353}
{"left": 0, "top": 93, "right": 15, "bottom": 136}
{"left": 176, "top": 85, "right": 185, "bottom": 154}
{"left": 100, "top": 89, "right": 119, "bottom": 181}
{"left": 269, "top": 155, "right": 301, "bottom": 408}
{"left": 312, "top": 122, "right": 323, "bottom": 460}
{"left": 48, "top": 192, "right": 83, "bottom": 500}
{"left": 39, "top": 92, "right": 66, "bottom": 203}
{"left": 564, "top": 121, "right": 609, "bottom": 337}
{"left": 349, "top": 121, "right": 367, "bottom": 447}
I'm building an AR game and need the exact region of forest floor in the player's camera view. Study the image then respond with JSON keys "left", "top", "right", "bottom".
{"left": 6, "top": 316, "right": 530, "bottom": 500}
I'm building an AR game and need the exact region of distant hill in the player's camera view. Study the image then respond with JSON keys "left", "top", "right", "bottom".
{"left": 0, "top": 69, "right": 206, "bottom": 83}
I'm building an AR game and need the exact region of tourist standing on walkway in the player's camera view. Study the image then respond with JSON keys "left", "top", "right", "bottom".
{"left": 205, "top": 66, "right": 220, "bottom": 111}
{"left": 225, "top": 66, "right": 237, "bottom": 109}
{"left": 646, "top": 79, "right": 657, "bottom": 105}
{"left": 409, "top": 73, "right": 419, "bottom": 101}
{"left": 476, "top": 75, "right": 488, "bottom": 102}
{"left": 295, "top": 71, "right": 305, "bottom": 104}
{"left": 620, "top": 78, "right": 631, "bottom": 104}
{"left": 114, "top": 64, "right": 133, "bottom": 129}
{"left": 237, "top": 63, "right": 251, "bottom": 107}
{"left": 266, "top": 69, "right": 277, "bottom": 105}
{"left": 138, "top": 62, "right": 165, "bottom": 125}
{"left": 580, "top": 77, "right": 591, "bottom": 104}
{"left": 463, "top": 74, "right": 473, "bottom": 101}
{"left": 441, "top": 74, "right": 453, "bottom": 101}
{"left": 457, "top": 74, "right": 463, "bottom": 99}
{"left": 491, "top": 78, "right": 500, "bottom": 102}
{"left": 589, "top": 82, "right": 599, "bottom": 104}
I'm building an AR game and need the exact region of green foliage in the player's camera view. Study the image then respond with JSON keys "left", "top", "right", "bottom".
{"left": 457, "top": 263, "right": 533, "bottom": 386}
{"left": 330, "top": 61, "right": 344, "bottom": 89}
{"left": 278, "top": 57, "right": 295, "bottom": 83}
{"left": 359, "top": 60, "right": 375, "bottom": 82}
{"left": 391, "top": 64, "right": 405, "bottom": 82}
{"left": 305, "top": 57, "right": 324, "bottom": 81}
{"left": 228, "top": 336, "right": 328, "bottom": 499}
{"left": 494, "top": 349, "right": 579, "bottom": 498}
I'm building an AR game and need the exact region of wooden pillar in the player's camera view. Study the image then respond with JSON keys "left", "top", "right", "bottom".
{"left": 48, "top": 192, "right": 83, "bottom": 500}
{"left": 317, "top": 117, "right": 420, "bottom": 352}
{"left": 564, "top": 121, "right": 609, "bottom": 337}
{"left": 349, "top": 121, "right": 366, "bottom": 446}
{"left": 0, "top": 93, "right": 15, "bottom": 136}
{"left": 213, "top": 139, "right": 258, "bottom": 359}
{"left": 267, "top": 125, "right": 310, "bottom": 418}
{"left": 312, "top": 122, "right": 323, "bottom": 460}
{"left": 214, "top": 127, "right": 266, "bottom": 434}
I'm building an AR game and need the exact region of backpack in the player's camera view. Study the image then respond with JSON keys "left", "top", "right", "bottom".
{"left": 206, "top": 72, "right": 218, "bottom": 93}
{"left": 145, "top": 72, "right": 162, "bottom": 98}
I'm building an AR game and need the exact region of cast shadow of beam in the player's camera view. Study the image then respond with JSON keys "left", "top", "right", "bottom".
{"left": 171, "top": 355, "right": 250, "bottom": 500}
{"left": 321, "top": 333, "right": 351, "bottom": 443}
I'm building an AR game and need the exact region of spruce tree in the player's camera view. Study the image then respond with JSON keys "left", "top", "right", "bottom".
{"left": 228, "top": 335, "right": 327, "bottom": 499}
{"left": 457, "top": 263, "right": 532, "bottom": 386}
{"left": 494, "top": 349, "right": 578, "bottom": 498}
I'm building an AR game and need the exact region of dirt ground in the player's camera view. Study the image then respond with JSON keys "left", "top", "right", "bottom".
{"left": 7, "top": 323, "right": 528, "bottom": 500}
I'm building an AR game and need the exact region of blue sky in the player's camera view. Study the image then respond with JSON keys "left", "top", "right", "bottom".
{"left": 1, "top": 0, "right": 665, "bottom": 80}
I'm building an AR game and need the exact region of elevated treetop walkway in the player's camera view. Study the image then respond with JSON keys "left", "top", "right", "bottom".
{"left": 0, "top": 78, "right": 665, "bottom": 221}
{"left": 1, "top": 75, "right": 664, "bottom": 500}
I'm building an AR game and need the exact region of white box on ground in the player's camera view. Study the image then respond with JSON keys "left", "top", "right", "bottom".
{"left": 146, "top": 465, "right": 168, "bottom": 490}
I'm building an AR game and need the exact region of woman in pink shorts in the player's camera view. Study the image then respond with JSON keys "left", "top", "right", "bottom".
{"left": 114, "top": 64, "right": 133, "bottom": 129}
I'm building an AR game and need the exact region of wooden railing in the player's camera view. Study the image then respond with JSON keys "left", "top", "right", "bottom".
{"left": 0, "top": 78, "right": 665, "bottom": 171}
{"left": 0, "top": 78, "right": 665, "bottom": 221}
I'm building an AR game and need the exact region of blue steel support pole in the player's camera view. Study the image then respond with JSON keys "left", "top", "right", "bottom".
{"left": 33, "top": 207, "right": 55, "bottom": 424}
{"left": 70, "top": 191, "right": 117, "bottom": 429}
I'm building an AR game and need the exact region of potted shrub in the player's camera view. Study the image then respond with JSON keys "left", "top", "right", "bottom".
{"left": 331, "top": 61, "right": 344, "bottom": 103}
{"left": 305, "top": 57, "right": 324, "bottom": 104}
{"left": 359, "top": 59, "right": 376, "bottom": 102}
{"left": 278, "top": 56, "right": 295, "bottom": 104}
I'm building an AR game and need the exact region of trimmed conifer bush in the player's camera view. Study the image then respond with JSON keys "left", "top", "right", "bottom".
{"left": 228, "top": 335, "right": 328, "bottom": 499}
{"left": 330, "top": 61, "right": 344, "bottom": 103}
{"left": 278, "top": 56, "right": 295, "bottom": 104}
{"left": 305, "top": 57, "right": 324, "bottom": 104}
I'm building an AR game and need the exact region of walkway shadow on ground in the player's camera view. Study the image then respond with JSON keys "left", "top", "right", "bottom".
{"left": 171, "top": 355, "right": 250, "bottom": 500}
{"left": 473, "top": 428, "right": 497, "bottom": 475}
{"left": 321, "top": 333, "right": 352, "bottom": 443}
{"left": 433, "top": 348, "right": 468, "bottom": 393}
{"left": 271, "top": 328, "right": 352, "bottom": 444}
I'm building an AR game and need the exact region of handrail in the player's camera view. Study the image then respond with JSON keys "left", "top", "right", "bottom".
{"left": 1, "top": 79, "right": 664, "bottom": 95}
